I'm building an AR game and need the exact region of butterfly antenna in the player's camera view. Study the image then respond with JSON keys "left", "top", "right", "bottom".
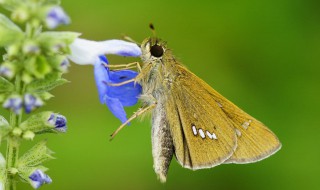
{"left": 149, "top": 23, "right": 157, "bottom": 37}
{"left": 121, "top": 34, "right": 141, "bottom": 46}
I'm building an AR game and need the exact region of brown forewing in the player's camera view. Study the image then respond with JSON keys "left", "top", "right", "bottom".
{"left": 172, "top": 65, "right": 281, "bottom": 164}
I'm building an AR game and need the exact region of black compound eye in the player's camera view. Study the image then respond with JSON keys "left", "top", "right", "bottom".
{"left": 150, "top": 45, "right": 164, "bottom": 57}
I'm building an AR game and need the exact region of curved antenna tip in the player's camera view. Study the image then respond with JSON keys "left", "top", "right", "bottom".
{"left": 149, "top": 23, "right": 155, "bottom": 30}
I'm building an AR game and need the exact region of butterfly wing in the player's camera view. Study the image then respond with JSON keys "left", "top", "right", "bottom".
{"left": 207, "top": 83, "right": 282, "bottom": 164}
{"left": 169, "top": 65, "right": 281, "bottom": 165}
{"left": 165, "top": 65, "right": 237, "bottom": 170}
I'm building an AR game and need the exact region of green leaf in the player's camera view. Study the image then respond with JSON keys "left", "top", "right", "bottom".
{"left": 37, "top": 32, "right": 79, "bottom": 55}
{"left": 0, "top": 115, "right": 9, "bottom": 127}
{"left": 27, "top": 72, "right": 68, "bottom": 92}
{"left": 38, "top": 31, "right": 80, "bottom": 44}
{"left": 0, "top": 13, "right": 24, "bottom": 46}
{"left": 0, "top": 76, "right": 14, "bottom": 93}
{"left": 17, "top": 140, "right": 54, "bottom": 168}
{"left": 19, "top": 111, "right": 54, "bottom": 133}
{"left": 0, "top": 115, "right": 10, "bottom": 143}
{"left": 36, "top": 91, "right": 54, "bottom": 101}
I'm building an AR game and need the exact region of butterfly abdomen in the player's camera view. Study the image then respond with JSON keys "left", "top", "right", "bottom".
{"left": 151, "top": 99, "right": 174, "bottom": 183}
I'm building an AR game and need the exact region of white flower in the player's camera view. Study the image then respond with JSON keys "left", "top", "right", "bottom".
{"left": 68, "top": 38, "right": 141, "bottom": 65}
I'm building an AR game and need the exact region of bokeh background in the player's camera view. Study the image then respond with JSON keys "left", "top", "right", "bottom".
{"left": 1, "top": 0, "right": 320, "bottom": 189}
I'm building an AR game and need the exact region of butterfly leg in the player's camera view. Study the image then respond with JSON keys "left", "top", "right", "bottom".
{"left": 104, "top": 78, "right": 136, "bottom": 87}
{"left": 110, "top": 103, "right": 157, "bottom": 140}
{"left": 103, "top": 62, "right": 142, "bottom": 72}
{"left": 106, "top": 63, "right": 154, "bottom": 87}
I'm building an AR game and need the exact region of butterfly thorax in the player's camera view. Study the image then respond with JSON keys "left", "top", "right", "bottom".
{"left": 139, "top": 37, "right": 179, "bottom": 103}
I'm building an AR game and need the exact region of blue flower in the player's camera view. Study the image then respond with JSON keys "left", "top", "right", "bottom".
{"left": 45, "top": 6, "right": 70, "bottom": 29}
{"left": 69, "top": 38, "right": 142, "bottom": 123}
{"left": 0, "top": 64, "right": 14, "bottom": 79}
{"left": 24, "top": 94, "right": 43, "bottom": 113}
{"left": 29, "top": 169, "right": 52, "bottom": 189}
{"left": 59, "top": 58, "right": 70, "bottom": 73}
{"left": 3, "top": 95, "right": 23, "bottom": 114}
{"left": 95, "top": 56, "right": 142, "bottom": 123}
{"left": 47, "top": 113, "right": 67, "bottom": 132}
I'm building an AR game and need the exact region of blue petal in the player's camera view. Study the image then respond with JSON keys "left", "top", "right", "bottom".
{"left": 29, "top": 169, "right": 52, "bottom": 189}
{"left": 94, "top": 59, "right": 109, "bottom": 103}
{"left": 108, "top": 70, "right": 141, "bottom": 106}
{"left": 105, "top": 95, "right": 128, "bottom": 124}
{"left": 98, "top": 55, "right": 108, "bottom": 64}
{"left": 94, "top": 55, "right": 142, "bottom": 124}
{"left": 109, "top": 70, "right": 137, "bottom": 82}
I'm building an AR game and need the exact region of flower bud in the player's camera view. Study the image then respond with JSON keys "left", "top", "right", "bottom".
{"left": 22, "top": 72, "right": 33, "bottom": 84}
{"left": 23, "top": 41, "right": 40, "bottom": 55}
{"left": 29, "top": 169, "right": 52, "bottom": 189}
{"left": 0, "top": 62, "right": 15, "bottom": 79}
{"left": 12, "top": 127, "right": 22, "bottom": 137}
{"left": 45, "top": 6, "right": 70, "bottom": 29}
{"left": 24, "top": 94, "right": 43, "bottom": 113}
{"left": 9, "top": 168, "right": 18, "bottom": 175}
{"left": 19, "top": 112, "right": 67, "bottom": 133}
{"left": 11, "top": 8, "right": 29, "bottom": 23}
{"left": 51, "top": 42, "right": 67, "bottom": 54}
{"left": 47, "top": 113, "right": 67, "bottom": 132}
{"left": 22, "top": 131, "right": 35, "bottom": 141}
{"left": 3, "top": 95, "right": 23, "bottom": 114}
{"left": 6, "top": 44, "right": 21, "bottom": 59}
{"left": 59, "top": 58, "right": 70, "bottom": 73}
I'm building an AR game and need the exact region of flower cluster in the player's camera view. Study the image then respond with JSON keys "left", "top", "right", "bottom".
{"left": 0, "top": 0, "right": 142, "bottom": 189}
{"left": 0, "top": 0, "right": 72, "bottom": 189}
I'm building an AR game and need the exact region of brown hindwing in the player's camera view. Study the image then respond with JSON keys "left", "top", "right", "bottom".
{"left": 165, "top": 66, "right": 237, "bottom": 170}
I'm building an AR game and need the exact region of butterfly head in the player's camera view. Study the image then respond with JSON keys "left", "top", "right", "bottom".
{"left": 140, "top": 37, "right": 169, "bottom": 63}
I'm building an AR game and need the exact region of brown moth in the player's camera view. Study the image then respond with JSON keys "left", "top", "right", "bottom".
{"left": 110, "top": 36, "right": 281, "bottom": 183}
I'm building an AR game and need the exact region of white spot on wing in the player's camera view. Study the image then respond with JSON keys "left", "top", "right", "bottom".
{"left": 198, "top": 129, "right": 205, "bottom": 139}
{"left": 192, "top": 125, "right": 197, "bottom": 136}
{"left": 211, "top": 132, "right": 217, "bottom": 139}
{"left": 206, "top": 131, "right": 213, "bottom": 139}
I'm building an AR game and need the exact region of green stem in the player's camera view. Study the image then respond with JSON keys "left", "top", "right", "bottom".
{"left": 5, "top": 75, "right": 22, "bottom": 190}
{"left": 5, "top": 136, "right": 19, "bottom": 190}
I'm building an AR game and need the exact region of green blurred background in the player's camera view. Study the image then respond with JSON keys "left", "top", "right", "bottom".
{"left": 1, "top": 0, "right": 320, "bottom": 189}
